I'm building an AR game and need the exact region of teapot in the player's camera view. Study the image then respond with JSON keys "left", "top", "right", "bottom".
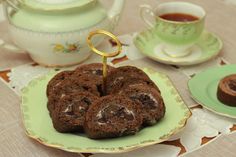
{"left": 1, "top": 0, "right": 125, "bottom": 67}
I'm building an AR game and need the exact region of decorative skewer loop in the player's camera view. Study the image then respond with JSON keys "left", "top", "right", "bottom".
{"left": 87, "top": 30, "right": 122, "bottom": 94}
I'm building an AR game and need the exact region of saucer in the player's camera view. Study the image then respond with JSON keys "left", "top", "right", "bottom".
{"left": 188, "top": 64, "right": 236, "bottom": 118}
{"left": 133, "top": 29, "right": 223, "bottom": 66}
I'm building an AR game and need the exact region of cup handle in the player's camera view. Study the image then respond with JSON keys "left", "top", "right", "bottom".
{"left": 140, "top": 5, "right": 156, "bottom": 28}
{"left": 1, "top": 0, "right": 20, "bottom": 11}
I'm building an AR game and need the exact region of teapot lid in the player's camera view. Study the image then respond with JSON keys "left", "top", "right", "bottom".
{"left": 20, "top": 0, "right": 96, "bottom": 11}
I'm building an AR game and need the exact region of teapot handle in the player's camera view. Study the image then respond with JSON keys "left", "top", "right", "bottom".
{"left": 108, "top": 0, "right": 125, "bottom": 23}
{"left": 0, "top": 40, "right": 24, "bottom": 53}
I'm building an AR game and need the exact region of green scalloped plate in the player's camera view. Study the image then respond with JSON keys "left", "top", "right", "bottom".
{"left": 188, "top": 64, "right": 236, "bottom": 118}
{"left": 21, "top": 68, "right": 191, "bottom": 153}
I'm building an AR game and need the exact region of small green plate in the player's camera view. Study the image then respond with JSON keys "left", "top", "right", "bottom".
{"left": 188, "top": 64, "right": 236, "bottom": 118}
{"left": 21, "top": 68, "right": 191, "bottom": 153}
{"left": 134, "top": 29, "right": 222, "bottom": 66}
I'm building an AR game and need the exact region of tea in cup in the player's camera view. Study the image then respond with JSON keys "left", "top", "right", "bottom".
{"left": 140, "top": 2, "right": 206, "bottom": 58}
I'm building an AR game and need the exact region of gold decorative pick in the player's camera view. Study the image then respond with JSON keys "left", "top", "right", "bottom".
{"left": 87, "top": 30, "right": 122, "bottom": 94}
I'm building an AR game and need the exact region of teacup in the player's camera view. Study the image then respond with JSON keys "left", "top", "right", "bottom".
{"left": 140, "top": 2, "right": 206, "bottom": 58}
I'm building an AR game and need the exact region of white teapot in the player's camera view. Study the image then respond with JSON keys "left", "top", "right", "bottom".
{"left": 1, "top": 0, "right": 124, "bottom": 67}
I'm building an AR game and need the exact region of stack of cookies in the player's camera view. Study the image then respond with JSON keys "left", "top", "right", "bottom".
{"left": 47, "top": 63, "right": 165, "bottom": 139}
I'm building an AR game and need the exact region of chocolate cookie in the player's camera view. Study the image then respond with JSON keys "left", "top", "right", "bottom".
{"left": 51, "top": 92, "right": 98, "bottom": 133}
{"left": 217, "top": 74, "right": 236, "bottom": 106}
{"left": 106, "top": 66, "right": 160, "bottom": 94}
{"left": 84, "top": 95, "right": 143, "bottom": 139}
{"left": 75, "top": 63, "right": 114, "bottom": 77}
{"left": 119, "top": 84, "right": 165, "bottom": 125}
{"left": 74, "top": 63, "right": 114, "bottom": 95}
{"left": 47, "top": 75, "right": 100, "bottom": 113}
{"left": 47, "top": 71, "right": 74, "bottom": 96}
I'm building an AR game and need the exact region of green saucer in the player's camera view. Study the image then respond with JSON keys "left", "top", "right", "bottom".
{"left": 188, "top": 64, "right": 236, "bottom": 118}
{"left": 134, "top": 29, "right": 223, "bottom": 66}
{"left": 21, "top": 68, "right": 191, "bottom": 153}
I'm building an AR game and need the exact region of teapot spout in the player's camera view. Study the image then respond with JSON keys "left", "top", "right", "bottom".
{"left": 108, "top": 0, "right": 125, "bottom": 22}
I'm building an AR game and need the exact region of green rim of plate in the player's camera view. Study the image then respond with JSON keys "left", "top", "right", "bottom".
{"left": 133, "top": 29, "right": 223, "bottom": 66}
{"left": 21, "top": 68, "right": 191, "bottom": 153}
{"left": 188, "top": 64, "right": 236, "bottom": 118}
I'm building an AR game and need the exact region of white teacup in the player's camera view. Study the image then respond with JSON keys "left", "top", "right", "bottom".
{"left": 140, "top": 2, "right": 206, "bottom": 58}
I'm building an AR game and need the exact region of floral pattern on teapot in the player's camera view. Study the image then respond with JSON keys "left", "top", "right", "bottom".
{"left": 53, "top": 42, "right": 80, "bottom": 53}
